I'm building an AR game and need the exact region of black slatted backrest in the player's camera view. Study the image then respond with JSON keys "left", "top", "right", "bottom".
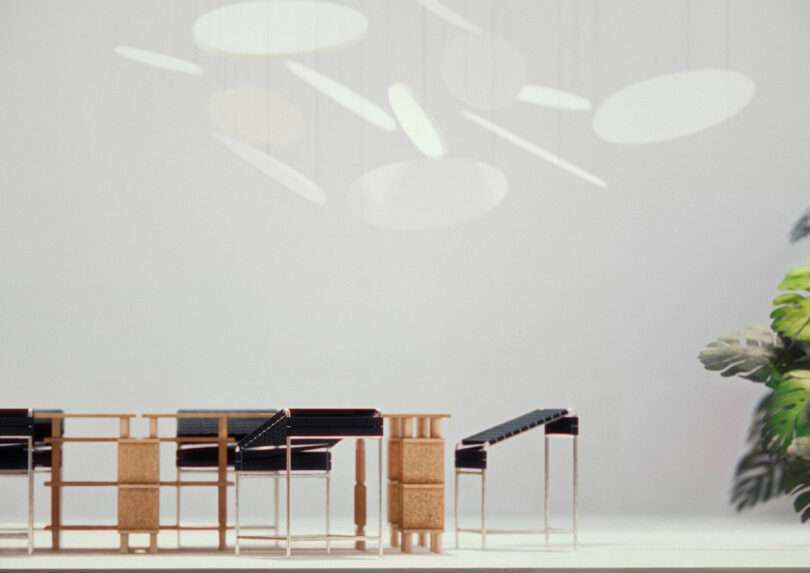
{"left": 0, "top": 409, "right": 33, "bottom": 437}
{"left": 461, "top": 409, "right": 570, "bottom": 446}
{"left": 238, "top": 409, "right": 382, "bottom": 450}
{"left": 176, "top": 409, "right": 277, "bottom": 440}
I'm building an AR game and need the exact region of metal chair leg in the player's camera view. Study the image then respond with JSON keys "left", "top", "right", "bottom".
{"left": 235, "top": 471, "right": 240, "bottom": 556}
{"left": 28, "top": 437, "right": 33, "bottom": 555}
{"left": 176, "top": 468, "right": 181, "bottom": 548}
{"left": 481, "top": 469, "right": 486, "bottom": 551}
{"left": 326, "top": 474, "right": 331, "bottom": 554}
{"left": 454, "top": 469, "right": 459, "bottom": 549}
{"left": 545, "top": 435, "right": 550, "bottom": 547}
{"left": 573, "top": 435, "right": 578, "bottom": 550}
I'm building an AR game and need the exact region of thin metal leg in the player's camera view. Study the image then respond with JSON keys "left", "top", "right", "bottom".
{"left": 176, "top": 468, "right": 181, "bottom": 548}
{"left": 545, "top": 435, "right": 550, "bottom": 547}
{"left": 28, "top": 437, "right": 33, "bottom": 555}
{"left": 378, "top": 437, "right": 383, "bottom": 557}
{"left": 235, "top": 471, "right": 240, "bottom": 556}
{"left": 326, "top": 474, "right": 331, "bottom": 554}
{"left": 481, "top": 469, "right": 486, "bottom": 551}
{"left": 274, "top": 474, "right": 280, "bottom": 545}
{"left": 454, "top": 469, "right": 459, "bottom": 549}
{"left": 573, "top": 435, "right": 578, "bottom": 550}
{"left": 286, "top": 438, "right": 292, "bottom": 559}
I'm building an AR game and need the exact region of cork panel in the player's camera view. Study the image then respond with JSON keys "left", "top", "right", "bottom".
{"left": 118, "top": 488, "right": 159, "bottom": 531}
{"left": 388, "top": 438, "right": 402, "bottom": 480}
{"left": 118, "top": 440, "right": 160, "bottom": 484}
{"left": 388, "top": 480, "right": 401, "bottom": 524}
{"left": 401, "top": 484, "right": 443, "bottom": 530}
{"left": 401, "top": 439, "right": 443, "bottom": 484}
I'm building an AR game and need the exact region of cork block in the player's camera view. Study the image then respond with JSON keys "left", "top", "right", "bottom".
{"left": 388, "top": 438, "right": 402, "bottom": 480}
{"left": 401, "top": 439, "right": 443, "bottom": 484}
{"left": 118, "top": 440, "right": 159, "bottom": 484}
{"left": 400, "top": 484, "right": 443, "bottom": 530}
{"left": 388, "top": 480, "right": 401, "bottom": 524}
{"left": 118, "top": 488, "right": 159, "bottom": 530}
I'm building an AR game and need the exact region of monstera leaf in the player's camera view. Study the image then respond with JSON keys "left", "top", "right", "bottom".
{"left": 763, "top": 370, "right": 810, "bottom": 454}
{"left": 782, "top": 457, "right": 810, "bottom": 522}
{"left": 699, "top": 326, "right": 783, "bottom": 383}
{"left": 772, "top": 262, "right": 810, "bottom": 341}
{"left": 790, "top": 208, "right": 810, "bottom": 243}
{"left": 732, "top": 394, "right": 788, "bottom": 510}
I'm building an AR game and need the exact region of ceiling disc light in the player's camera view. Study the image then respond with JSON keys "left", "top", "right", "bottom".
{"left": 518, "top": 85, "right": 592, "bottom": 111}
{"left": 208, "top": 88, "right": 306, "bottom": 146}
{"left": 192, "top": 0, "right": 368, "bottom": 58}
{"left": 387, "top": 83, "right": 446, "bottom": 158}
{"left": 284, "top": 60, "right": 397, "bottom": 132}
{"left": 462, "top": 110, "right": 607, "bottom": 188}
{"left": 349, "top": 157, "right": 507, "bottom": 231}
{"left": 418, "top": 0, "right": 482, "bottom": 34}
{"left": 213, "top": 131, "right": 326, "bottom": 205}
{"left": 440, "top": 35, "right": 527, "bottom": 109}
{"left": 592, "top": 69, "right": 755, "bottom": 144}
{"left": 114, "top": 46, "right": 202, "bottom": 75}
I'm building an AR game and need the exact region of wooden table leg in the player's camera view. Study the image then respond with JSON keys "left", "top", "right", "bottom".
{"left": 354, "top": 439, "right": 366, "bottom": 550}
{"left": 217, "top": 417, "right": 227, "bottom": 550}
{"left": 50, "top": 418, "right": 61, "bottom": 550}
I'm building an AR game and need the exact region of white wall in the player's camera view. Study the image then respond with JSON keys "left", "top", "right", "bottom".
{"left": 1, "top": 0, "right": 809, "bottom": 523}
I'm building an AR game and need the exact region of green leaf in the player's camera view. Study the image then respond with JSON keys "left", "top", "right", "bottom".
{"left": 772, "top": 262, "right": 810, "bottom": 341}
{"left": 790, "top": 208, "right": 810, "bottom": 243}
{"left": 699, "top": 326, "right": 783, "bottom": 383}
{"left": 763, "top": 370, "right": 810, "bottom": 454}
{"left": 732, "top": 395, "right": 787, "bottom": 510}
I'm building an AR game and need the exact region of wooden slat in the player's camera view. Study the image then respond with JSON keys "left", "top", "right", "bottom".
{"left": 142, "top": 412, "right": 276, "bottom": 419}
{"left": 32, "top": 413, "right": 136, "bottom": 419}
{"left": 382, "top": 414, "right": 451, "bottom": 418}
{"left": 45, "top": 481, "right": 118, "bottom": 487}
{"left": 44, "top": 525, "right": 117, "bottom": 531}
{"left": 45, "top": 437, "right": 121, "bottom": 443}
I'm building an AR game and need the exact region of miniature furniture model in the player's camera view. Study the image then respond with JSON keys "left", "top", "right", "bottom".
{"left": 32, "top": 412, "right": 139, "bottom": 551}
{"left": 454, "top": 409, "right": 579, "bottom": 550}
{"left": 0, "top": 409, "right": 34, "bottom": 554}
{"left": 142, "top": 411, "right": 277, "bottom": 551}
{"left": 234, "top": 408, "right": 384, "bottom": 558}
{"left": 384, "top": 413, "right": 450, "bottom": 554}
{"left": 174, "top": 409, "right": 276, "bottom": 546}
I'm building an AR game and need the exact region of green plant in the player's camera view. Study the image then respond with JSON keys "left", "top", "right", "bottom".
{"left": 699, "top": 210, "right": 810, "bottom": 520}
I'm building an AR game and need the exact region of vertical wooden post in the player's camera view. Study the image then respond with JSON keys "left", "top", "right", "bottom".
{"left": 50, "top": 417, "right": 61, "bottom": 550}
{"left": 430, "top": 417, "right": 443, "bottom": 438}
{"left": 120, "top": 417, "right": 130, "bottom": 439}
{"left": 354, "top": 439, "right": 366, "bottom": 550}
{"left": 148, "top": 417, "right": 157, "bottom": 439}
{"left": 217, "top": 416, "right": 228, "bottom": 550}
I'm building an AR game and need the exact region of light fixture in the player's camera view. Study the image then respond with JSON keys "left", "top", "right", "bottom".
{"left": 284, "top": 60, "right": 397, "bottom": 132}
{"left": 462, "top": 110, "right": 607, "bottom": 188}
{"left": 440, "top": 35, "right": 527, "bottom": 109}
{"left": 592, "top": 69, "right": 755, "bottom": 144}
{"left": 387, "top": 83, "right": 446, "bottom": 158}
{"left": 192, "top": 0, "right": 368, "bottom": 58}
{"left": 114, "top": 46, "right": 202, "bottom": 75}
{"left": 208, "top": 88, "right": 306, "bottom": 147}
{"left": 213, "top": 131, "right": 326, "bottom": 205}
{"left": 418, "top": 0, "right": 482, "bottom": 34}
{"left": 518, "top": 85, "right": 592, "bottom": 111}
{"left": 349, "top": 157, "right": 507, "bottom": 230}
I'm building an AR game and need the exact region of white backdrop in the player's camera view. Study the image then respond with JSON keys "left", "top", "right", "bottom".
{"left": 1, "top": 0, "right": 809, "bottom": 525}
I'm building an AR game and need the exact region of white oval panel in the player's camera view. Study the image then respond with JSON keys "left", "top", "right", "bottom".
{"left": 349, "top": 157, "right": 507, "bottom": 230}
{"left": 213, "top": 131, "right": 326, "bottom": 205}
{"left": 114, "top": 46, "right": 202, "bottom": 75}
{"left": 388, "top": 83, "right": 446, "bottom": 158}
{"left": 440, "top": 35, "right": 527, "bottom": 109}
{"left": 593, "top": 69, "right": 755, "bottom": 144}
{"left": 208, "top": 88, "right": 305, "bottom": 146}
{"left": 518, "top": 85, "right": 591, "bottom": 111}
{"left": 192, "top": 0, "right": 368, "bottom": 57}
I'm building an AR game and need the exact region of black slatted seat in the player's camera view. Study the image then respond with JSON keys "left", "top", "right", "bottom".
{"left": 32, "top": 410, "right": 62, "bottom": 470}
{"left": 237, "top": 449, "right": 331, "bottom": 472}
{"left": 454, "top": 408, "right": 579, "bottom": 551}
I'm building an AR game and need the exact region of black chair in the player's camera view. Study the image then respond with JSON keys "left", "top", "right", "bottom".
{"left": 0, "top": 409, "right": 34, "bottom": 554}
{"left": 175, "top": 409, "right": 276, "bottom": 545}
{"left": 234, "top": 408, "right": 383, "bottom": 557}
{"left": 454, "top": 409, "right": 579, "bottom": 550}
